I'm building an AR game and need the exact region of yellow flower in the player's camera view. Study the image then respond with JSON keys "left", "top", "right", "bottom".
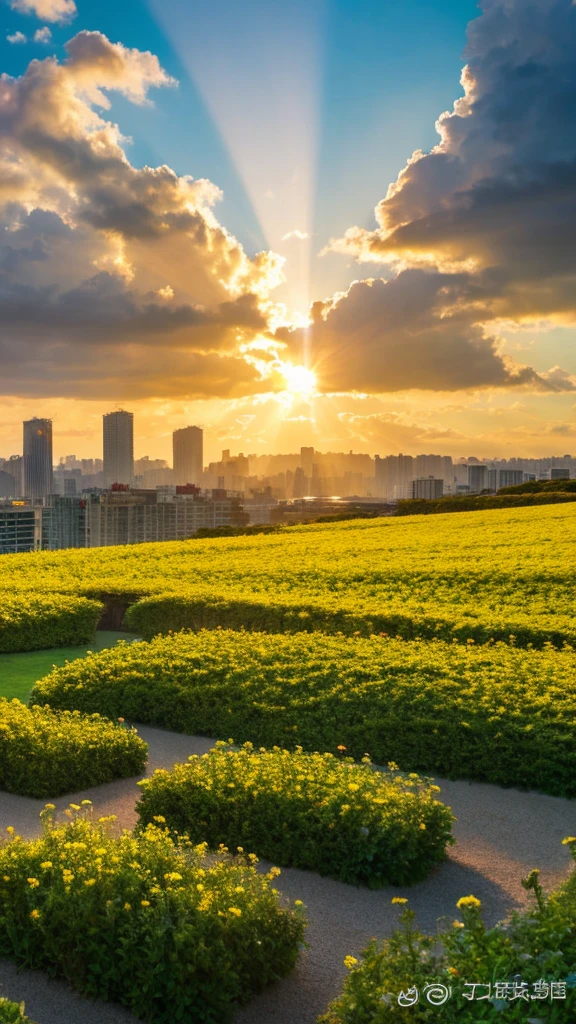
{"left": 84, "top": 878, "right": 96, "bottom": 887}
{"left": 228, "top": 907, "right": 242, "bottom": 917}
{"left": 153, "top": 816, "right": 166, "bottom": 824}
{"left": 5, "top": 827, "right": 14, "bottom": 835}
{"left": 141, "top": 900, "right": 150, "bottom": 907}
{"left": 81, "top": 800, "right": 92, "bottom": 806}
{"left": 294, "top": 900, "right": 304, "bottom": 907}
{"left": 419, "top": 823, "right": 426, "bottom": 831}
{"left": 69, "top": 804, "right": 81, "bottom": 811}
{"left": 344, "top": 956, "right": 358, "bottom": 969}
{"left": 40, "top": 861, "right": 53, "bottom": 870}
{"left": 456, "top": 895, "right": 481, "bottom": 910}
{"left": 164, "top": 872, "right": 182, "bottom": 882}
{"left": 124, "top": 902, "right": 131, "bottom": 911}
{"left": 27, "top": 877, "right": 40, "bottom": 888}
{"left": 30, "top": 909, "right": 41, "bottom": 920}
{"left": 562, "top": 836, "right": 576, "bottom": 845}
{"left": 2, "top": 876, "right": 9, "bottom": 882}
{"left": 453, "top": 921, "right": 465, "bottom": 928}
{"left": 391, "top": 897, "right": 408, "bottom": 905}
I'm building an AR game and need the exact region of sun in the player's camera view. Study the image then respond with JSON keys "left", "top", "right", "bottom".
{"left": 279, "top": 362, "right": 317, "bottom": 399}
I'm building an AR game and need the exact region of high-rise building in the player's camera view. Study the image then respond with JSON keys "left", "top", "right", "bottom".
{"left": 412, "top": 477, "right": 444, "bottom": 500}
{"left": 374, "top": 454, "right": 414, "bottom": 499}
{"left": 300, "top": 447, "right": 315, "bottom": 478}
{"left": 103, "top": 411, "right": 134, "bottom": 487}
{"left": 23, "top": 418, "right": 53, "bottom": 500}
{"left": 173, "top": 426, "right": 203, "bottom": 486}
{"left": 0, "top": 502, "right": 42, "bottom": 554}
{"left": 468, "top": 464, "right": 488, "bottom": 493}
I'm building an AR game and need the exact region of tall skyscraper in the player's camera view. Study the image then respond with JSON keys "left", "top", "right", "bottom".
{"left": 103, "top": 410, "right": 134, "bottom": 487}
{"left": 23, "top": 418, "right": 53, "bottom": 499}
{"left": 173, "top": 426, "right": 203, "bottom": 486}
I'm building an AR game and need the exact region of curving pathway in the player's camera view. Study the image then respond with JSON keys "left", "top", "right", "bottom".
{"left": 0, "top": 725, "right": 573, "bottom": 1024}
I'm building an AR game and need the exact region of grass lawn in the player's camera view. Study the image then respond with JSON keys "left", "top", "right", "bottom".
{"left": 0, "top": 631, "right": 141, "bottom": 703}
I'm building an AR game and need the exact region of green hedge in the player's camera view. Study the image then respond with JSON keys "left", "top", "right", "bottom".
{"left": 30, "top": 630, "right": 576, "bottom": 796}
{"left": 0, "top": 807, "right": 305, "bottom": 1024}
{"left": 136, "top": 743, "right": 454, "bottom": 887}
{"left": 396, "top": 492, "right": 576, "bottom": 516}
{"left": 0, "top": 594, "right": 103, "bottom": 653}
{"left": 319, "top": 842, "right": 576, "bottom": 1022}
{"left": 124, "top": 591, "right": 576, "bottom": 648}
{"left": 0, "top": 699, "right": 147, "bottom": 798}
{"left": 0, "top": 1001, "right": 35, "bottom": 1024}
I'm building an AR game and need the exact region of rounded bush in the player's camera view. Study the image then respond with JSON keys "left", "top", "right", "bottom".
{"left": 137, "top": 742, "right": 454, "bottom": 887}
{"left": 0, "top": 699, "right": 147, "bottom": 797}
{"left": 0, "top": 807, "right": 305, "bottom": 1024}
{"left": 0, "top": 594, "right": 103, "bottom": 654}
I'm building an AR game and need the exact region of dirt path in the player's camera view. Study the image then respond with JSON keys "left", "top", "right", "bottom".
{"left": 0, "top": 725, "right": 573, "bottom": 1024}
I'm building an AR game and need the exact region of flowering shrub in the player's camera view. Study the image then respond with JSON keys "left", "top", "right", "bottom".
{"left": 1, "top": 503, "right": 576, "bottom": 647}
{"left": 319, "top": 843, "right": 576, "bottom": 1022}
{"left": 0, "top": 1001, "right": 35, "bottom": 1024}
{"left": 32, "top": 629, "right": 576, "bottom": 795}
{"left": 0, "top": 699, "right": 147, "bottom": 798}
{"left": 136, "top": 742, "right": 454, "bottom": 887}
{"left": 0, "top": 805, "right": 305, "bottom": 1024}
{"left": 0, "top": 594, "right": 102, "bottom": 654}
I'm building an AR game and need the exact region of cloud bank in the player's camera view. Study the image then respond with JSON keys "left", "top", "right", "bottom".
{"left": 307, "top": 0, "right": 576, "bottom": 394}
{"left": 0, "top": 32, "right": 283, "bottom": 399}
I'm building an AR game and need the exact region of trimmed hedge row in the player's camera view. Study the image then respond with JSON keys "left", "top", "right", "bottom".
{"left": 0, "top": 807, "right": 305, "bottom": 1024}
{"left": 0, "top": 1001, "right": 35, "bottom": 1024}
{"left": 31, "top": 630, "right": 576, "bottom": 795}
{"left": 124, "top": 590, "right": 576, "bottom": 648}
{"left": 0, "top": 699, "right": 147, "bottom": 798}
{"left": 136, "top": 743, "right": 454, "bottom": 887}
{"left": 319, "top": 843, "right": 576, "bottom": 1022}
{"left": 396, "top": 491, "right": 576, "bottom": 516}
{"left": 0, "top": 594, "right": 103, "bottom": 653}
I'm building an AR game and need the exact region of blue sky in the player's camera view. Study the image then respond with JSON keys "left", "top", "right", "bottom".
{"left": 2, "top": 0, "right": 479, "bottom": 305}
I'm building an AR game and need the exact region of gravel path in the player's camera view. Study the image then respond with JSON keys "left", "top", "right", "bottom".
{"left": 0, "top": 725, "right": 573, "bottom": 1024}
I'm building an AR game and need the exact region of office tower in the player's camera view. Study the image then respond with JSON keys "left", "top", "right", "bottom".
{"left": 300, "top": 447, "right": 315, "bottom": 478}
{"left": 412, "top": 477, "right": 444, "bottom": 500}
{"left": 0, "top": 503, "right": 42, "bottom": 554}
{"left": 0, "top": 472, "right": 15, "bottom": 498}
{"left": 468, "top": 464, "right": 487, "bottom": 493}
{"left": 173, "top": 426, "right": 203, "bottom": 486}
{"left": 375, "top": 454, "right": 414, "bottom": 499}
{"left": 23, "top": 418, "right": 53, "bottom": 500}
{"left": 103, "top": 410, "right": 134, "bottom": 487}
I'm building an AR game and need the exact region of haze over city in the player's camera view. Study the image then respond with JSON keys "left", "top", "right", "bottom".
{"left": 1, "top": 0, "right": 576, "bottom": 462}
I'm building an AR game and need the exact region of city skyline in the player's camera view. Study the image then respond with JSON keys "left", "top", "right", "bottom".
{"left": 1, "top": 1, "right": 576, "bottom": 458}
{"left": 3, "top": 408, "right": 576, "bottom": 468}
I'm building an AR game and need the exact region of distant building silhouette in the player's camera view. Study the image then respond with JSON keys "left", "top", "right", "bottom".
{"left": 173, "top": 426, "right": 203, "bottom": 486}
{"left": 23, "top": 418, "right": 53, "bottom": 500}
{"left": 103, "top": 411, "right": 134, "bottom": 487}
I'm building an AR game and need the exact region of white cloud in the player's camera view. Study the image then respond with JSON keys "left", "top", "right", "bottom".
{"left": 7, "top": 30, "right": 27, "bottom": 43}
{"left": 10, "top": 0, "right": 76, "bottom": 23}
{"left": 281, "top": 229, "right": 309, "bottom": 241}
{"left": 33, "top": 26, "right": 52, "bottom": 43}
